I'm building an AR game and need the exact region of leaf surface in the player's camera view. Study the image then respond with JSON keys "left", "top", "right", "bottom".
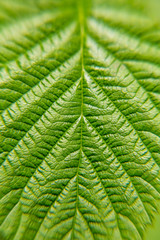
{"left": 0, "top": 0, "right": 160, "bottom": 239}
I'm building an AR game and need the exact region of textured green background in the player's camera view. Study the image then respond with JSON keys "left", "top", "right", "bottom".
{"left": 0, "top": 0, "right": 160, "bottom": 239}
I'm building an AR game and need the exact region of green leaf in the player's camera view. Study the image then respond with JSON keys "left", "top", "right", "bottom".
{"left": 0, "top": 0, "right": 160, "bottom": 239}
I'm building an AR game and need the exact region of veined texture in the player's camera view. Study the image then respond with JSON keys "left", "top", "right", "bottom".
{"left": 0, "top": 0, "right": 160, "bottom": 239}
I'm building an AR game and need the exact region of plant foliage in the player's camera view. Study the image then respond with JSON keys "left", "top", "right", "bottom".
{"left": 0, "top": 0, "right": 160, "bottom": 239}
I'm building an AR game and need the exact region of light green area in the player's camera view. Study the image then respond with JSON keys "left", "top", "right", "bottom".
{"left": 145, "top": 212, "right": 160, "bottom": 240}
{"left": 0, "top": 0, "right": 160, "bottom": 239}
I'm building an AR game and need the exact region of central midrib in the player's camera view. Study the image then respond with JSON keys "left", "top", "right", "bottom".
{"left": 71, "top": 1, "right": 86, "bottom": 238}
